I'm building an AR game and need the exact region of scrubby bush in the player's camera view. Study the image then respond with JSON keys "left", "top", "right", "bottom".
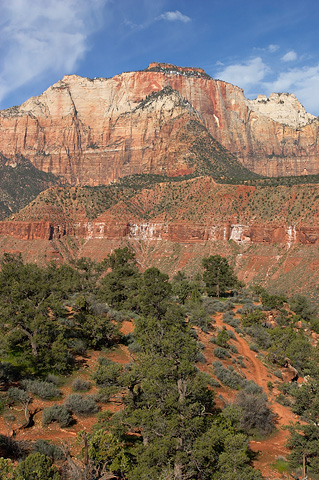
{"left": 276, "top": 394, "right": 292, "bottom": 407}
{"left": 14, "top": 452, "right": 61, "bottom": 480}
{"left": 92, "top": 361, "right": 123, "bottom": 387}
{"left": 216, "top": 327, "right": 230, "bottom": 348}
{"left": 46, "top": 374, "right": 62, "bottom": 386}
{"left": 7, "top": 387, "right": 31, "bottom": 405}
{"left": 244, "top": 325, "right": 272, "bottom": 349}
{"left": 64, "top": 394, "right": 98, "bottom": 416}
{"left": 227, "top": 330, "right": 236, "bottom": 340}
{"left": 72, "top": 378, "right": 91, "bottom": 392}
{"left": 33, "top": 440, "right": 64, "bottom": 460}
{"left": 95, "top": 386, "right": 119, "bottom": 403}
{"left": 213, "top": 361, "right": 246, "bottom": 390}
{"left": 229, "top": 344, "right": 238, "bottom": 354}
{"left": 42, "top": 405, "right": 73, "bottom": 427}
{"left": 234, "top": 390, "right": 276, "bottom": 435}
{"left": 224, "top": 300, "right": 235, "bottom": 310}
{"left": 212, "top": 301, "right": 226, "bottom": 312}
{"left": 196, "top": 352, "right": 206, "bottom": 364}
{"left": 250, "top": 343, "right": 259, "bottom": 352}
{"left": 208, "top": 378, "right": 221, "bottom": 388}
{"left": 214, "top": 347, "right": 231, "bottom": 359}
{"left": 223, "top": 316, "right": 240, "bottom": 328}
{"left": 235, "top": 326, "right": 244, "bottom": 335}
{"left": 21, "top": 380, "right": 61, "bottom": 400}
{"left": 186, "top": 302, "right": 211, "bottom": 331}
{"left": 273, "top": 369, "right": 283, "bottom": 380}
{"left": 202, "top": 297, "right": 217, "bottom": 315}
{"left": 243, "top": 380, "right": 263, "bottom": 395}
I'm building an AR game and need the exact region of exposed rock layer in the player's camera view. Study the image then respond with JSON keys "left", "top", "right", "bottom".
{"left": 0, "top": 63, "right": 318, "bottom": 183}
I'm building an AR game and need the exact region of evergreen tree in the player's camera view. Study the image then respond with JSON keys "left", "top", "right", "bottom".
{"left": 202, "top": 255, "right": 240, "bottom": 297}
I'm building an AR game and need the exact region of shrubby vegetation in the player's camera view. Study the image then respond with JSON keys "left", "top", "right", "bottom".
{"left": 1, "top": 249, "right": 319, "bottom": 478}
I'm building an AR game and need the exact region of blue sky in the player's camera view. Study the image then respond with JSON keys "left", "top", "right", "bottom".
{"left": 1, "top": 0, "right": 319, "bottom": 115}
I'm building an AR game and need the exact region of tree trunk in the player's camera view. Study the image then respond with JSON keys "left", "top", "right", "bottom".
{"left": 174, "top": 460, "right": 183, "bottom": 480}
{"left": 302, "top": 452, "right": 306, "bottom": 479}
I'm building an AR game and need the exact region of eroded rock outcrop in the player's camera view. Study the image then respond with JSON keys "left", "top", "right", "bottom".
{"left": 0, "top": 62, "right": 318, "bottom": 183}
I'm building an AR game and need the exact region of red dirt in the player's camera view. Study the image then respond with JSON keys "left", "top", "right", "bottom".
{"left": 197, "top": 309, "right": 300, "bottom": 479}
{"left": 0, "top": 315, "right": 301, "bottom": 478}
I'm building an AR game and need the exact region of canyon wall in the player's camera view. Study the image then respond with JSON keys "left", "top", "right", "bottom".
{"left": 1, "top": 218, "right": 318, "bottom": 246}
{"left": 0, "top": 63, "right": 318, "bottom": 183}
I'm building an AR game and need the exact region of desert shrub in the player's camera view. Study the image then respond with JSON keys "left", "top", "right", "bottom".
{"left": 196, "top": 352, "right": 206, "bottom": 364}
{"left": 214, "top": 347, "right": 231, "bottom": 359}
{"left": 69, "top": 338, "right": 87, "bottom": 355}
{"left": 64, "top": 394, "right": 98, "bottom": 416}
{"left": 213, "top": 361, "right": 245, "bottom": 390}
{"left": 202, "top": 297, "right": 217, "bottom": 315}
{"left": 229, "top": 344, "right": 238, "bottom": 354}
{"left": 0, "top": 434, "right": 28, "bottom": 459}
{"left": 242, "top": 310, "right": 266, "bottom": 327}
{"left": 261, "top": 291, "right": 286, "bottom": 310}
{"left": 224, "top": 316, "right": 240, "bottom": 328}
{"left": 33, "top": 440, "right": 64, "bottom": 460}
{"left": 95, "top": 386, "right": 119, "bottom": 403}
{"left": 46, "top": 374, "right": 62, "bottom": 386}
{"left": 92, "top": 361, "right": 123, "bottom": 387}
{"left": 42, "top": 405, "right": 73, "bottom": 427}
{"left": 235, "top": 326, "right": 244, "bottom": 335}
{"left": 222, "top": 312, "right": 234, "bottom": 323}
{"left": 7, "top": 387, "right": 31, "bottom": 405}
{"left": 235, "top": 390, "right": 276, "bottom": 435}
{"left": 273, "top": 369, "right": 283, "bottom": 380}
{"left": 250, "top": 343, "right": 259, "bottom": 352}
{"left": 212, "top": 301, "right": 226, "bottom": 312}
{"left": 216, "top": 327, "right": 230, "bottom": 347}
{"left": 72, "top": 378, "right": 91, "bottom": 392}
{"left": 21, "top": 380, "right": 61, "bottom": 400}
{"left": 14, "top": 452, "right": 61, "bottom": 480}
{"left": 227, "top": 330, "right": 236, "bottom": 340}
{"left": 243, "top": 380, "right": 263, "bottom": 395}
{"left": 208, "top": 378, "right": 221, "bottom": 388}
{"left": 0, "top": 362, "right": 20, "bottom": 385}
{"left": 276, "top": 394, "right": 292, "bottom": 407}
{"left": 127, "top": 341, "right": 141, "bottom": 354}
{"left": 224, "top": 300, "right": 235, "bottom": 310}
{"left": 245, "top": 325, "right": 272, "bottom": 349}
{"left": 186, "top": 302, "right": 211, "bottom": 331}
{"left": 97, "top": 357, "right": 114, "bottom": 366}
{"left": 236, "top": 358, "right": 246, "bottom": 368}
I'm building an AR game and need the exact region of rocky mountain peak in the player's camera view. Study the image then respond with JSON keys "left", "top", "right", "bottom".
{"left": 145, "top": 62, "right": 211, "bottom": 79}
{"left": 247, "top": 92, "right": 315, "bottom": 128}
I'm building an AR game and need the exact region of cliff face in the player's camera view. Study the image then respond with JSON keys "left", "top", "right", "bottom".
{"left": 1, "top": 177, "right": 319, "bottom": 297}
{"left": 0, "top": 63, "right": 318, "bottom": 183}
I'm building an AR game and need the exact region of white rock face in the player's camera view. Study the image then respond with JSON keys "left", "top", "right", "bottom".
{"left": 247, "top": 92, "right": 315, "bottom": 128}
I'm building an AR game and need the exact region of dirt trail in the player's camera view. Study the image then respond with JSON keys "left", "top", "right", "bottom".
{"left": 198, "top": 310, "right": 299, "bottom": 479}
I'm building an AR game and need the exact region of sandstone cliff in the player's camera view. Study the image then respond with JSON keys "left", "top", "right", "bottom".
{"left": 1, "top": 177, "right": 319, "bottom": 297}
{"left": 0, "top": 63, "right": 318, "bottom": 183}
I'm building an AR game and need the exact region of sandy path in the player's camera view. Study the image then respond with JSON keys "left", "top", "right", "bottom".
{"left": 197, "top": 310, "right": 299, "bottom": 478}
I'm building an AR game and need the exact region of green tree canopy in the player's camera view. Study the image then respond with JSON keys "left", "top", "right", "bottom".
{"left": 202, "top": 255, "right": 240, "bottom": 297}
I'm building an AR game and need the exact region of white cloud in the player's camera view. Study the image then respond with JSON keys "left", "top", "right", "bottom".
{"left": 264, "top": 65, "right": 319, "bottom": 114}
{"left": 268, "top": 44, "right": 279, "bottom": 53}
{"left": 281, "top": 50, "right": 298, "bottom": 62}
{"left": 157, "top": 10, "right": 191, "bottom": 23}
{"left": 0, "top": 0, "right": 107, "bottom": 104}
{"left": 216, "top": 57, "right": 269, "bottom": 90}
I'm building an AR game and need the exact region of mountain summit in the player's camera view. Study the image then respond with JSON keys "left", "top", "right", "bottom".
{"left": 0, "top": 63, "right": 318, "bottom": 185}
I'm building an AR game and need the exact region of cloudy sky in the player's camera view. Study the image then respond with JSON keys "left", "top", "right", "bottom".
{"left": 1, "top": 0, "right": 319, "bottom": 114}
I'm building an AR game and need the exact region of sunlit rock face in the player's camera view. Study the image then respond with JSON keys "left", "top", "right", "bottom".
{"left": 0, "top": 62, "right": 318, "bottom": 183}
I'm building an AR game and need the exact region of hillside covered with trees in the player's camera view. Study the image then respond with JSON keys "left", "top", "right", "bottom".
{"left": 0, "top": 249, "right": 319, "bottom": 479}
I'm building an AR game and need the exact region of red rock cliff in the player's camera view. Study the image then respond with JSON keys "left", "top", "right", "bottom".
{"left": 0, "top": 63, "right": 318, "bottom": 184}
